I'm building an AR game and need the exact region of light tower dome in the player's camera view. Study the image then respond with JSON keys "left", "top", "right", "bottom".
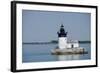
{"left": 57, "top": 24, "right": 67, "bottom": 37}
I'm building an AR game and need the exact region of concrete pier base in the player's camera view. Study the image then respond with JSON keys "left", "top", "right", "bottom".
{"left": 51, "top": 47, "right": 88, "bottom": 55}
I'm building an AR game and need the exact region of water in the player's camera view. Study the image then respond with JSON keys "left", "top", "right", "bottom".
{"left": 22, "top": 43, "right": 91, "bottom": 63}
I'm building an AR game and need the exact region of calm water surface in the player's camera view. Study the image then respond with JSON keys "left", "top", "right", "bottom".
{"left": 22, "top": 43, "right": 91, "bottom": 63}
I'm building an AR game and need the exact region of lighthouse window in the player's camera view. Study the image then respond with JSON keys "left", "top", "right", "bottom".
{"left": 71, "top": 44, "right": 74, "bottom": 48}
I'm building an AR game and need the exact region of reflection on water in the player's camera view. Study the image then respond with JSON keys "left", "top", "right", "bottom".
{"left": 22, "top": 43, "right": 91, "bottom": 63}
{"left": 56, "top": 55, "right": 80, "bottom": 61}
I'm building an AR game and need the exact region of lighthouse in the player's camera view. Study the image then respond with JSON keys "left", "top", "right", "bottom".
{"left": 51, "top": 24, "right": 87, "bottom": 55}
{"left": 57, "top": 25, "right": 67, "bottom": 50}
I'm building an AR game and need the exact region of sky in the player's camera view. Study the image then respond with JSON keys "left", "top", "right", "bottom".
{"left": 22, "top": 10, "right": 91, "bottom": 42}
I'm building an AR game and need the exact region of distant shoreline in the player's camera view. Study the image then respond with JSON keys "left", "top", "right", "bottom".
{"left": 23, "top": 41, "right": 91, "bottom": 44}
{"left": 78, "top": 41, "right": 91, "bottom": 43}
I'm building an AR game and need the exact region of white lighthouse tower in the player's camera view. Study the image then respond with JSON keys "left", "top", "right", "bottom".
{"left": 51, "top": 25, "right": 86, "bottom": 55}
{"left": 57, "top": 25, "right": 67, "bottom": 50}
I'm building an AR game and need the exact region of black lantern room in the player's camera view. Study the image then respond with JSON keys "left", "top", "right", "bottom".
{"left": 57, "top": 24, "right": 67, "bottom": 37}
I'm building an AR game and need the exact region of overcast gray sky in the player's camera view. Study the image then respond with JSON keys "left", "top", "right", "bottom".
{"left": 22, "top": 10, "right": 91, "bottom": 42}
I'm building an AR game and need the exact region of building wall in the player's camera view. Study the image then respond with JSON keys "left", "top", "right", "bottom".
{"left": 58, "top": 37, "right": 67, "bottom": 49}
{"left": 67, "top": 43, "right": 79, "bottom": 48}
{"left": 58, "top": 37, "right": 79, "bottom": 49}
{"left": 73, "top": 43, "right": 79, "bottom": 48}
{"left": 67, "top": 44, "right": 72, "bottom": 48}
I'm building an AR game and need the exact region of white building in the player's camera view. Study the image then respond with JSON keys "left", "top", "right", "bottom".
{"left": 57, "top": 25, "right": 79, "bottom": 50}
{"left": 51, "top": 25, "right": 86, "bottom": 55}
